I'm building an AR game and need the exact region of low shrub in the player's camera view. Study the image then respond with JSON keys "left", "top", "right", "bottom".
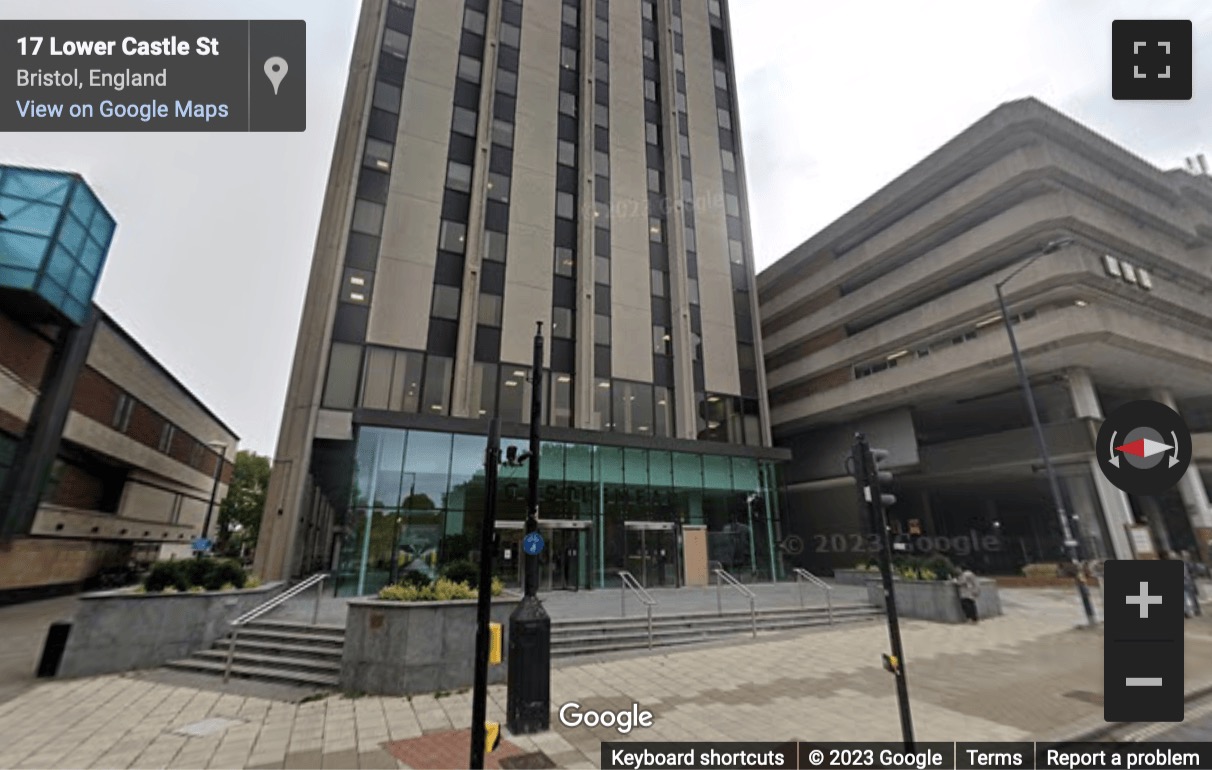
{"left": 378, "top": 577, "right": 505, "bottom": 602}
{"left": 142, "top": 558, "right": 248, "bottom": 593}
{"left": 1021, "top": 562, "right": 1060, "bottom": 578}
{"left": 441, "top": 560, "right": 479, "bottom": 587}
{"left": 398, "top": 570, "right": 433, "bottom": 589}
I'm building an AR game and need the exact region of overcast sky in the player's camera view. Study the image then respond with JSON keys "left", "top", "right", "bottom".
{"left": 3, "top": 1, "right": 1209, "bottom": 456}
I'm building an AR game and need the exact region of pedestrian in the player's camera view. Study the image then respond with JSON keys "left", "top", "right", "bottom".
{"left": 955, "top": 566, "right": 981, "bottom": 623}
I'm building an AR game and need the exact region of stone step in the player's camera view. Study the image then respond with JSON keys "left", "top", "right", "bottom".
{"left": 164, "top": 657, "right": 340, "bottom": 688}
{"left": 230, "top": 627, "right": 345, "bottom": 648}
{"left": 551, "top": 605, "right": 877, "bottom": 633}
{"left": 211, "top": 638, "right": 344, "bottom": 661}
{"left": 192, "top": 648, "right": 342, "bottom": 673}
{"left": 244, "top": 618, "right": 346, "bottom": 635}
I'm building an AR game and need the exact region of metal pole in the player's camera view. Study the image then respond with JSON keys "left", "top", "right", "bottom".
{"left": 197, "top": 445, "right": 225, "bottom": 558}
{"left": 470, "top": 419, "right": 501, "bottom": 770}
{"left": 855, "top": 434, "right": 915, "bottom": 749}
{"left": 746, "top": 495, "right": 758, "bottom": 580}
{"left": 995, "top": 284, "right": 1098, "bottom": 626}
{"left": 506, "top": 322, "right": 551, "bottom": 734}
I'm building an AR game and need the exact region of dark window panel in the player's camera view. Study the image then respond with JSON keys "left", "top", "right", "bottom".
{"left": 377, "top": 52, "right": 406, "bottom": 85}
{"left": 494, "top": 92, "right": 517, "bottom": 122}
{"left": 690, "top": 304, "right": 702, "bottom": 331}
{"left": 502, "top": 1, "right": 522, "bottom": 25}
{"left": 595, "top": 176, "right": 610, "bottom": 203}
{"left": 594, "top": 227, "right": 610, "bottom": 257}
{"left": 385, "top": 4, "right": 413, "bottom": 33}
{"left": 332, "top": 303, "right": 369, "bottom": 343}
{"left": 735, "top": 311, "right": 754, "bottom": 342}
{"left": 556, "top": 164, "right": 578, "bottom": 192}
{"left": 711, "top": 25, "right": 728, "bottom": 61}
{"left": 642, "top": 58, "right": 660, "bottom": 79}
{"left": 448, "top": 133, "right": 476, "bottom": 164}
{"left": 426, "top": 318, "right": 459, "bottom": 357}
{"left": 481, "top": 259, "right": 506, "bottom": 294}
{"left": 693, "top": 365, "right": 705, "bottom": 391}
{"left": 558, "top": 114, "right": 578, "bottom": 141}
{"left": 497, "top": 45, "right": 520, "bottom": 72}
{"left": 722, "top": 171, "right": 739, "bottom": 195}
{"left": 737, "top": 343, "right": 756, "bottom": 370}
{"left": 346, "top": 233, "right": 380, "bottom": 271}
{"left": 484, "top": 200, "right": 510, "bottom": 232}
{"left": 441, "top": 190, "right": 471, "bottom": 222}
{"left": 594, "top": 126, "right": 610, "bottom": 151}
{"left": 739, "top": 369, "right": 759, "bottom": 399}
{"left": 551, "top": 338, "right": 575, "bottom": 372}
{"left": 467, "top": 0, "right": 488, "bottom": 11}
{"left": 460, "top": 30, "right": 485, "bottom": 58}
{"left": 490, "top": 147, "right": 513, "bottom": 175}
{"left": 594, "top": 345, "right": 612, "bottom": 379}
{"left": 651, "top": 299, "right": 671, "bottom": 326}
{"left": 653, "top": 355, "right": 674, "bottom": 387}
{"left": 474, "top": 325, "right": 502, "bottom": 363}
{"left": 560, "top": 23, "right": 579, "bottom": 47}
{"left": 559, "top": 68, "right": 579, "bottom": 94}
{"left": 432, "top": 253, "right": 464, "bottom": 286}
{"left": 719, "top": 126, "right": 735, "bottom": 148}
{"left": 595, "top": 0, "right": 609, "bottom": 19}
{"left": 552, "top": 275, "right": 577, "bottom": 308}
{"left": 731, "top": 261, "right": 749, "bottom": 287}
{"left": 453, "top": 79, "right": 480, "bottom": 109}
{"left": 595, "top": 283, "right": 611, "bottom": 309}
{"left": 686, "top": 252, "right": 698, "bottom": 278}
{"left": 555, "top": 218, "right": 577, "bottom": 248}
{"left": 727, "top": 216, "right": 744, "bottom": 240}
{"left": 644, "top": 100, "right": 661, "bottom": 124}
{"left": 594, "top": 37, "right": 609, "bottom": 62}
{"left": 366, "top": 109, "right": 398, "bottom": 142}
{"left": 645, "top": 143, "right": 663, "bottom": 168}
{"left": 648, "top": 242, "right": 668, "bottom": 270}
{"left": 642, "top": 18, "right": 657, "bottom": 38}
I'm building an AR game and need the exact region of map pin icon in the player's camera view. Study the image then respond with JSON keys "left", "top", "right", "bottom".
{"left": 264, "top": 56, "right": 288, "bottom": 95}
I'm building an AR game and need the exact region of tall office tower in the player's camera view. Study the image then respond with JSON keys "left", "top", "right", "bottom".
{"left": 255, "top": 0, "right": 787, "bottom": 593}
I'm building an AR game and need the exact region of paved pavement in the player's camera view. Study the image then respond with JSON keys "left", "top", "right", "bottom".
{"left": 2, "top": 588, "right": 1210, "bottom": 769}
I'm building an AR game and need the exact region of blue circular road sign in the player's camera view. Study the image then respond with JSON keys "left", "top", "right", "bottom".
{"left": 522, "top": 531, "right": 544, "bottom": 556}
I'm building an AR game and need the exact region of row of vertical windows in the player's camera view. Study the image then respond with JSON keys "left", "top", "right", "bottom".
{"left": 591, "top": 379, "right": 674, "bottom": 438}
{"left": 470, "top": 362, "right": 574, "bottom": 427}
{"left": 335, "top": 2, "right": 417, "bottom": 343}
{"left": 322, "top": 342, "right": 453, "bottom": 417}
{"left": 591, "top": 0, "right": 611, "bottom": 390}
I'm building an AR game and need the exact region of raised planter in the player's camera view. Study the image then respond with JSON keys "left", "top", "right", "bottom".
{"left": 833, "top": 568, "right": 879, "bottom": 586}
{"left": 341, "top": 594, "right": 522, "bottom": 696}
{"left": 56, "top": 581, "right": 284, "bottom": 678}
{"left": 866, "top": 577, "right": 1002, "bottom": 623}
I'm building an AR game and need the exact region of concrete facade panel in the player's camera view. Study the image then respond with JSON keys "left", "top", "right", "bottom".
{"left": 500, "top": 283, "right": 551, "bottom": 367}
{"left": 407, "top": 2, "right": 462, "bottom": 90}
{"left": 366, "top": 255, "right": 435, "bottom": 350}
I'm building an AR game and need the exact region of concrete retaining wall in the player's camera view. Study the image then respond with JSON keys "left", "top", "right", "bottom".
{"left": 866, "top": 577, "right": 1002, "bottom": 623}
{"left": 341, "top": 595, "right": 522, "bottom": 696}
{"left": 57, "top": 582, "right": 284, "bottom": 678}
{"left": 833, "top": 568, "right": 878, "bottom": 586}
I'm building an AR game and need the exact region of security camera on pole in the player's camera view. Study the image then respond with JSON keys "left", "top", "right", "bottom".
{"left": 849, "top": 433, "right": 915, "bottom": 749}
{"left": 506, "top": 322, "right": 551, "bottom": 734}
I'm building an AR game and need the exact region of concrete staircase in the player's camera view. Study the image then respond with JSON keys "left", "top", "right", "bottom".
{"left": 551, "top": 603, "right": 882, "bottom": 657}
{"left": 165, "top": 619, "right": 344, "bottom": 688}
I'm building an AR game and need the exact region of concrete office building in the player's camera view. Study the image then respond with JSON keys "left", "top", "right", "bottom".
{"left": 759, "top": 99, "right": 1212, "bottom": 573}
{"left": 0, "top": 165, "right": 237, "bottom": 602}
{"left": 256, "top": 0, "right": 786, "bottom": 593}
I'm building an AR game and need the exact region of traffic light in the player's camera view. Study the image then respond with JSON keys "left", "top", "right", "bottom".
{"left": 867, "top": 449, "right": 896, "bottom": 509}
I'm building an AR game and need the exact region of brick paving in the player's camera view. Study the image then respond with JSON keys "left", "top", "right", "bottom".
{"left": 381, "top": 729, "right": 527, "bottom": 769}
{"left": 1, "top": 589, "right": 1211, "bottom": 769}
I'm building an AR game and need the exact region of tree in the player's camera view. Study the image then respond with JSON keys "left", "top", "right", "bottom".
{"left": 217, "top": 450, "right": 271, "bottom": 555}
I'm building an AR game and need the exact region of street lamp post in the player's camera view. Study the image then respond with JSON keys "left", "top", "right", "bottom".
{"left": 197, "top": 441, "right": 227, "bottom": 558}
{"left": 994, "top": 237, "right": 1098, "bottom": 626}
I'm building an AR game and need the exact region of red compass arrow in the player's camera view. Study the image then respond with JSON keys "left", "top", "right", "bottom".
{"left": 1114, "top": 437, "right": 1173, "bottom": 458}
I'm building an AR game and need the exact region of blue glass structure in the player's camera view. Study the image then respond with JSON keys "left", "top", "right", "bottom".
{"left": 0, "top": 165, "right": 115, "bottom": 326}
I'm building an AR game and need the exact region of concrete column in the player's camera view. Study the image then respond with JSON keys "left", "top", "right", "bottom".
{"left": 1067, "top": 368, "right": 1102, "bottom": 419}
{"left": 919, "top": 490, "right": 937, "bottom": 535}
{"left": 1089, "top": 458, "right": 1135, "bottom": 559}
{"left": 1136, "top": 495, "right": 1173, "bottom": 556}
{"left": 1150, "top": 390, "right": 1212, "bottom": 540}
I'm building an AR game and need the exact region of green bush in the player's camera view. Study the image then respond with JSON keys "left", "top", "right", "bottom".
{"left": 442, "top": 534, "right": 475, "bottom": 562}
{"left": 142, "top": 558, "right": 247, "bottom": 593}
{"left": 378, "top": 577, "right": 504, "bottom": 602}
{"left": 441, "top": 559, "right": 479, "bottom": 587}
{"left": 922, "top": 554, "right": 957, "bottom": 581}
{"left": 398, "top": 570, "right": 433, "bottom": 589}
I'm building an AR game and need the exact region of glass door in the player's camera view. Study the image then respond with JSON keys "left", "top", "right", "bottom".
{"left": 624, "top": 521, "right": 681, "bottom": 588}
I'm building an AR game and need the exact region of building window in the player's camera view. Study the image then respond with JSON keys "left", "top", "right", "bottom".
{"left": 498, "top": 365, "right": 531, "bottom": 423}
{"left": 551, "top": 373, "right": 574, "bottom": 427}
{"left": 361, "top": 347, "right": 424, "bottom": 412}
{"left": 648, "top": 218, "right": 664, "bottom": 242}
{"left": 643, "top": 39, "right": 655, "bottom": 59}
{"left": 452, "top": 106, "right": 477, "bottom": 136}
{"left": 652, "top": 326, "right": 672, "bottom": 355}
{"left": 500, "top": 22, "right": 521, "bottom": 48}
{"left": 556, "top": 191, "right": 576, "bottom": 220}
{"left": 557, "top": 140, "right": 576, "bottom": 167}
{"left": 478, "top": 293, "right": 503, "bottom": 326}
{"left": 158, "top": 423, "right": 176, "bottom": 454}
{"left": 595, "top": 151, "right": 610, "bottom": 177}
{"left": 595, "top": 255, "right": 610, "bottom": 285}
{"left": 651, "top": 269, "right": 667, "bottom": 297}
{"left": 446, "top": 160, "right": 472, "bottom": 193}
{"left": 721, "top": 150, "right": 736, "bottom": 172}
{"left": 647, "top": 168, "right": 661, "bottom": 193}
{"left": 431, "top": 285, "right": 461, "bottom": 320}
{"left": 463, "top": 7, "right": 486, "bottom": 34}
{"left": 383, "top": 28, "right": 410, "bottom": 58}
{"left": 644, "top": 79, "right": 657, "bottom": 101}
{"left": 487, "top": 172, "right": 511, "bottom": 203}
{"left": 559, "top": 92, "right": 577, "bottom": 117}
{"left": 484, "top": 229, "right": 507, "bottom": 261}
{"left": 561, "top": 46, "right": 578, "bottom": 70}
{"left": 561, "top": 4, "right": 578, "bottom": 25}
{"left": 554, "top": 246, "right": 575, "bottom": 276}
{"left": 646, "top": 122, "right": 659, "bottom": 145}
{"left": 593, "top": 378, "right": 612, "bottom": 429}
{"left": 725, "top": 193, "right": 740, "bottom": 217}
{"left": 594, "top": 104, "right": 609, "bottom": 128}
{"left": 351, "top": 200, "right": 385, "bottom": 235}
{"left": 421, "top": 355, "right": 454, "bottom": 414}
{"left": 594, "top": 313, "right": 611, "bottom": 344}
{"left": 613, "top": 381, "right": 654, "bottom": 435}
{"left": 472, "top": 362, "right": 497, "bottom": 416}
{"left": 728, "top": 239, "right": 744, "bottom": 264}
{"left": 552, "top": 307, "right": 574, "bottom": 339}
{"left": 112, "top": 393, "right": 135, "bottom": 433}
{"left": 363, "top": 138, "right": 393, "bottom": 171}
{"left": 439, "top": 220, "right": 467, "bottom": 253}
{"left": 654, "top": 386, "right": 672, "bottom": 438}
{"left": 687, "top": 277, "right": 700, "bottom": 304}
{"left": 322, "top": 343, "right": 363, "bottom": 409}
{"left": 458, "top": 55, "right": 482, "bottom": 84}
{"left": 497, "top": 69, "right": 517, "bottom": 96}
{"left": 714, "top": 67, "right": 727, "bottom": 89}
{"left": 373, "top": 81, "right": 402, "bottom": 113}
{"left": 492, "top": 119, "right": 514, "bottom": 148}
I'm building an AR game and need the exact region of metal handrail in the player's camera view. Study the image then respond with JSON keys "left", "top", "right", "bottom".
{"left": 223, "top": 572, "right": 329, "bottom": 682}
{"left": 714, "top": 568, "right": 757, "bottom": 638}
{"left": 618, "top": 570, "right": 657, "bottom": 649}
{"left": 793, "top": 568, "right": 833, "bottom": 624}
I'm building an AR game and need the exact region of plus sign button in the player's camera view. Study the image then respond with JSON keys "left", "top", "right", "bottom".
{"left": 1112, "top": 20, "right": 1193, "bottom": 100}
{"left": 1104, "top": 559, "right": 1184, "bottom": 722}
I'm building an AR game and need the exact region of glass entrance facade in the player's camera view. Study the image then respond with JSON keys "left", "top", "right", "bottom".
{"left": 333, "top": 426, "right": 786, "bottom": 596}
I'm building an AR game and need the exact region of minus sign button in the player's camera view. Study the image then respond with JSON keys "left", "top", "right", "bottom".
{"left": 1125, "top": 677, "right": 1163, "bottom": 686}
